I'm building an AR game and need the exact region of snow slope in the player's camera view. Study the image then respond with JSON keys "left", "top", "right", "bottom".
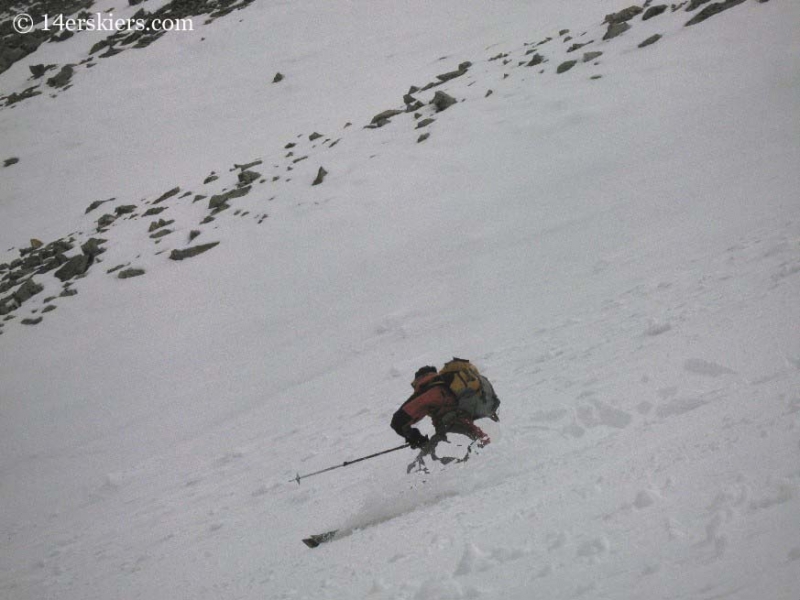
{"left": 1, "top": 0, "right": 799, "bottom": 599}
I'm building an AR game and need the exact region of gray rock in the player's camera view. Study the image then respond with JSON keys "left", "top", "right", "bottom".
{"left": 643, "top": 4, "right": 668, "bottom": 19}
{"left": 46, "top": 65, "right": 74, "bottom": 88}
{"left": 118, "top": 268, "right": 145, "bottom": 279}
{"left": 81, "top": 238, "right": 107, "bottom": 257}
{"left": 525, "top": 53, "right": 545, "bottom": 67}
{"left": 204, "top": 174, "right": 219, "bottom": 184}
{"left": 3, "top": 157, "right": 20, "bottom": 167}
{"left": 685, "top": 0, "right": 746, "bottom": 25}
{"left": 115, "top": 204, "right": 137, "bottom": 216}
{"left": 54, "top": 254, "right": 91, "bottom": 282}
{"left": 370, "top": 109, "right": 404, "bottom": 127}
{"left": 238, "top": 170, "right": 261, "bottom": 186}
{"left": 416, "top": 118, "right": 435, "bottom": 129}
{"left": 21, "top": 317, "right": 43, "bottom": 325}
{"left": 208, "top": 186, "right": 251, "bottom": 211}
{"left": 431, "top": 91, "right": 457, "bottom": 112}
{"left": 150, "top": 229, "right": 172, "bottom": 239}
{"left": 96, "top": 214, "right": 116, "bottom": 228}
{"left": 143, "top": 206, "right": 168, "bottom": 216}
{"left": 312, "top": 167, "right": 328, "bottom": 186}
{"left": 603, "top": 22, "right": 631, "bottom": 40}
{"left": 148, "top": 218, "right": 175, "bottom": 232}
{"left": 638, "top": 34, "right": 663, "bottom": 47}
{"left": 13, "top": 278, "right": 43, "bottom": 303}
{"left": 557, "top": 60, "right": 578, "bottom": 74}
{"left": 604, "top": 6, "right": 643, "bottom": 23}
{"left": 85, "top": 198, "right": 113, "bottom": 213}
{"left": 583, "top": 51, "right": 604, "bottom": 62}
{"left": 169, "top": 242, "right": 220, "bottom": 261}
{"left": 417, "top": 133, "right": 430, "bottom": 143}
{"left": 59, "top": 287, "right": 78, "bottom": 297}
{"left": 153, "top": 186, "right": 181, "bottom": 204}
{"left": 309, "top": 132, "right": 323, "bottom": 142}
{"left": 273, "top": 72, "right": 284, "bottom": 83}
{"left": 42, "top": 304, "right": 57, "bottom": 313}
{"left": 686, "top": 0, "right": 712, "bottom": 9}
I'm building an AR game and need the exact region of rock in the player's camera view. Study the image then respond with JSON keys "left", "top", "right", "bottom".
{"left": 3, "top": 157, "right": 20, "bottom": 167}
{"left": 29, "top": 64, "right": 47, "bottom": 78}
{"left": 30, "top": 239, "right": 43, "bottom": 249}
{"left": 115, "top": 204, "right": 137, "bottom": 216}
{"left": 96, "top": 213, "right": 116, "bottom": 229}
{"left": 238, "top": 170, "right": 261, "bottom": 186}
{"left": 643, "top": 4, "right": 668, "bottom": 19}
{"left": 21, "top": 317, "right": 43, "bottom": 325}
{"left": 81, "top": 238, "right": 107, "bottom": 257}
{"left": 233, "top": 160, "right": 263, "bottom": 171}
{"left": 525, "top": 53, "right": 545, "bottom": 67}
{"left": 604, "top": 6, "right": 644, "bottom": 23}
{"left": 416, "top": 118, "right": 435, "bottom": 129}
{"left": 54, "top": 254, "right": 91, "bottom": 282}
{"left": 150, "top": 229, "right": 172, "bottom": 239}
{"left": 273, "top": 72, "right": 284, "bottom": 83}
{"left": 567, "top": 42, "right": 592, "bottom": 53}
{"left": 143, "top": 206, "right": 167, "bottom": 216}
{"left": 557, "top": 60, "right": 578, "bottom": 74}
{"left": 603, "top": 22, "right": 631, "bottom": 40}
{"left": 685, "top": 0, "right": 746, "bottom": 26}
{"left": 417, "top": 133, "right": 430, "bottom": 143}
{"left": 686, "top": 0, "right": 713, "bottom": 9}
{"left": 118, "top": 268, "right": 145, "bottom": 279}
{"left": 204, "top": 174, "right": 219, "bottom": 184}
{"left": 46, "top": 65, "right": 74, "bottom": 88}
{"left": 189, "top": 230, "right": 201, "bottom": 242}
{"left": 208, "top": 186, "right": 251, "bottom": 211}
{"left": 583, "top": 51, "right": 604, "bottom": 62}
{"left": 431, "top": 90, "right": 457, "bottom": 112}
{"left": 85, "top": 198, "right": 113, "bottom": 213}
{"left": 370, "top": 109, "right": 404, "bottom": 127}
{"left": 309, "top": 132, "right": 323, "bottom": 142}
{"left": 13, "top": 278, "right": 43, "bottom": 303}
{"left": 639, "top": 34, "right": 663, "bottom": 47}
{"left": 59, "top": 287, "right": 78, "bottom": 297}
{"left": 312, "top": 167, "right": 328, "bottom": 186}
{"left": 435, "top": 62, "right": 471, "bottom": 83}
{"left": 148, "top": 218, "right": 175, "bottom": 232}
{"left": 153, "top": 186, "right": 181, "bottom": 204}
{"left": 42, "top": 304, "right": 56, "bottom": 313}
{"left": 169, "top": 242, "right": 220, "bottom": 261}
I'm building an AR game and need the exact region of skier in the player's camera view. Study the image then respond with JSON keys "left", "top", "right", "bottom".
{"left": 390, "top": 362, "right": 498, "bottom": 450}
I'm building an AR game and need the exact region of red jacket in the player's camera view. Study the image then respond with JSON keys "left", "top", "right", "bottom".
{"left": 391, "top": 373, "right": 488, "bottom": 442}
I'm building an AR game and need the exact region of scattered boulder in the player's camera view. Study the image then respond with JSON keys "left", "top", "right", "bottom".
{"left": 85, "top": 198, "right": 113, "bottom": 214}
{"left": 435, "top": 61, "right": 472, "bottom": 83}
{"left": 204, "top": 174, "right": 219, "bottom": 184}
{"left": 153, "top": 186, "right": 181, "bottom": 204}
{"left": 21, "top": 317, "right": 43, "bottom": 325}
{"left": 273, "top": 72, "right": 284, "bottom": 83}
{"left": 3, "top": 157, "right": 20, "bottom": 167}
{"left": 370, "top": 109, "right": 404, "bottom": 128}
{"left": 312, "top": 167, "right": 328, "bottom": 186}
{"left": 643, "top": 4, "right": 668, "bottom": 19}
{"left": 13, "top": 278, "right": 44, "bottom": 304}
{"left": 42, "top": 304, "right": 56, "bottom": 313}
{"left": 431, "top": 91, "right": 458, "bottom": 112}
{"left": 208, "top": 186, "right": 251, "bottom": 211}
{"left": 81, "top": 238, "right": 107, "bottom": 258}
{"left": 54, "top": 254, "right": 91, "bottom": 282}
{"left": 557, "top": 60, "right": 578, "bottom": 74}
{"left": 169, "top": 242, "right": 220, "bottom": 261}
{"left": 148, "top": 219, "right": 175, "bottom": 232}
{"left": 115, "top": 204, "right": 137, "bottom": 216}
{"left": 118, "top": 268, "right": 145, "bottom": 279}
{"left": 96, "top": 213, "right": 117, "bottom": 229}
{"left": 143, "top": 206, "right": 168, "bottom": 216}
{"left": 685, "top": 0, "right": 746, "bottom": 26}
{"left": 416, "top": 118, "right": 435, "bottom": 129}
{"left": 525, "top": 53, "right": 545, "bottom": 67}
{"left": 639, "top": 34, "right": 663, "bottom": 47}
{"left": 309, "top": 132, "right": 323, "bottom": 142}
{"left": 417, "top": 133, "right": 430, "bottom": 143}
{"left": 59, "top": 287, "right": 78, "bottom": 297}
{"left": 46, "top": 65, "right": 74, "bottom": 89}
{"left": 583, "top": 51, "right": 604, "bottom": 62}
{"left": 604, "top": 6, "right": 644, "bottom": 23}
{"left": 238, "top": 170, "right": 261, "bottom": 186}
{"left": 603, "top": 22, "right": 632, "bottom": 40}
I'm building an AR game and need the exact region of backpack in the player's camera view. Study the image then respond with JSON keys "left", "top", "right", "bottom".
{"left": 438, "top": 358, "right": 500, "bottom": 420}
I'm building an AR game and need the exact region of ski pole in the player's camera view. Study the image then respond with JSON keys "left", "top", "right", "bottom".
{"left": 290, "top": 443, "right": 410, "bottom": 484}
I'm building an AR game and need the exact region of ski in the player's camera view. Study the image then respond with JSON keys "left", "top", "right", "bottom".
{"left": 302, "top": 529, "right": 338, "bottom": 548}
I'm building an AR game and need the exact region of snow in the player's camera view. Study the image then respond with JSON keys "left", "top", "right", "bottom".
{"left": 1, "top": 0, "right": 799, "bottom": 598}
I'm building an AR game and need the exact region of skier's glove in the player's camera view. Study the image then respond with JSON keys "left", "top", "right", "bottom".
{"left": 406, "top": 429, "right": 429, "bottom": 449}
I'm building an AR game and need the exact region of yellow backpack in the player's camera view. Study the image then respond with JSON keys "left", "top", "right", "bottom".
{"left": 438, "top": 358, "right": 500, "bottom": 420}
